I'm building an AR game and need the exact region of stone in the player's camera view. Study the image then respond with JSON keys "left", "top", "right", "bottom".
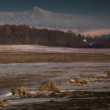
{"left": 39, "top": 80, "right": 59, "bottom": 92}
{"left": 68, "top": 79, "right": 76, "bottom": 83}
{"left": 80, "top": 74, "right": 86, "bottom": 77}
{"left": 80, "top": 80, "right": 88, "bottom": 84}
{"left": 74, "top": 78, "right": 82, "bottom": 83}
{"left": 68, "top": 77, "right": 88, "bottom": 84}
{"left": 105, "top": 71, "right": 110, "bottom": 78}
{"left": 0, "top": 99, "right": 4, "bottom": 107}
{"left": 11, "top": 86, "right": 31, "bottom": 98}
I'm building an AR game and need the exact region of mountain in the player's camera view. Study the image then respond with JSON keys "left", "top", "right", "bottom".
{"left": 0, "top": 6, "right": 110, "bottom": 29}
{"left": 81, "top": 29, "right": 110, "bottom": 37}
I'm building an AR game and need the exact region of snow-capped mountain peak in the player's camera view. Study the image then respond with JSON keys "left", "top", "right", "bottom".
{"left": 0, "top": 6, "right": 110, "bottom": 29}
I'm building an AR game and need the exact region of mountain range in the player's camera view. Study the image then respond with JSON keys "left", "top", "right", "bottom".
{"left": 0, "top": 6, "right": 110, "bottom": 30}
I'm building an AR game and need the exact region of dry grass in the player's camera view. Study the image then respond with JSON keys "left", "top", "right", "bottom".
{"left": 0, "top": 53, "right": 110, "bottom": 63}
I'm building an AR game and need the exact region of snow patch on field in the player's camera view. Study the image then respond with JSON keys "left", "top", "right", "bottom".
{"left": 0, "top": 45, "right": 110, "bottom": 54}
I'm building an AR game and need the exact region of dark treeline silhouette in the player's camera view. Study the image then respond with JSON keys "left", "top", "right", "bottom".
{"left": 100, "top": 34, "right": 110, "bottom": 39}
{"left": 0, "top": 24, "right": 110, "bottom": 48}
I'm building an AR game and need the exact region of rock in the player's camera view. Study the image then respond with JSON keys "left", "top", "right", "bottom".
{"left": 39, "top": 80, "right": 60, "bottom": 92}
{"left": 69, "top": 78, "right": 88, "bottom": 84}
{"left": 80, "top": 74, "right": 96, "bottom": 78}
{"left": 96, "top": 71, "right": 110, "bottom": 79}
{"left": 11, "top": 86, "right": 31, "bottom": 98}
{"left": 74, "top": 78, "right": 85, "bottom": 84}
{"left": 96, "top": 76, "right": 107, "bottom": 79}
{"left": 68, "top": 79, "right": 76, "bottom": 83}
{"left": 80, "top": 74, "right": 86, "bottom": 77}
{"left": 0, "top": 99, "right": 4, "bottom": 107}
{"left": 68, "top": 77, "right": 88, "bottom": 84}
{"left": 74, "top": 78, "right": 82, "bottom": 83}
{"left": 80, "top": 80, "right": 88, "bottom": 84}
{"left": 105, "top": 71, "right": 110, "bottom": 78}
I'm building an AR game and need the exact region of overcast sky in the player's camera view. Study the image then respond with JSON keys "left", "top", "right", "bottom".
{"left": 0, "top": 0, "right": 110, "bottom": 17}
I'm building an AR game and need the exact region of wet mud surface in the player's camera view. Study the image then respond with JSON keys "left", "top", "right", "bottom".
{"left": 6, "top": 91, "right": 110, "bottom": 110}
{"left": 0, "top": 62, "right": 110, "bottom": 110}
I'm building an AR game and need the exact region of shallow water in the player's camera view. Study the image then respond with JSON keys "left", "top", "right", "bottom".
{"left": 0, "top": 62, "right": 110, "bottom": 109}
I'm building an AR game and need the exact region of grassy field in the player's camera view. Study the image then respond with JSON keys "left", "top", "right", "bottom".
{"left": 0, "top": 53, "right": 110, "bottom": 63}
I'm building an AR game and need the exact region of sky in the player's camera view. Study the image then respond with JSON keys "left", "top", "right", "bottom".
{"left": 0, "top": 0, "right": 110, "bottom": 16}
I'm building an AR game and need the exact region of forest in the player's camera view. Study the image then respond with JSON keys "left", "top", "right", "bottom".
{"left": 0, "top": 24, "right": 110, "bottom": 48}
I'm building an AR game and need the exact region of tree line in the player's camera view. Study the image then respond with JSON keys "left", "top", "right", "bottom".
{"left": 0, "top": 24, "right": 110, "bottom": 48}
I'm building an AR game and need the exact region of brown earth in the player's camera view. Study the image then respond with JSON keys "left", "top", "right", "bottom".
{"left": 0, "top": 53, "right": 110, "bottom": 63}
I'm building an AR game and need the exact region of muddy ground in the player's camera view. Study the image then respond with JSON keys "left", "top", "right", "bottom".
{"left": 6, "top": 91, "right": 110, "bottom": 110}
{"left": 0, "top": 62, "right": 110, "bottom": 110}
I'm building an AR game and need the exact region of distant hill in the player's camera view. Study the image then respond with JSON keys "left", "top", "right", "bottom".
{"left": 81, "top": 29, "right": 110, "bottom": 37}
{"left": 0, "top": 6, "right": 110, "bottom": 29}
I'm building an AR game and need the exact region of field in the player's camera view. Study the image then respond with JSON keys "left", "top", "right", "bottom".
{"left": 0, "top": 53, "right": 110, "bottom": 63}
{"left": 0, "top": 45, "right": 110, "bottom": 110}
